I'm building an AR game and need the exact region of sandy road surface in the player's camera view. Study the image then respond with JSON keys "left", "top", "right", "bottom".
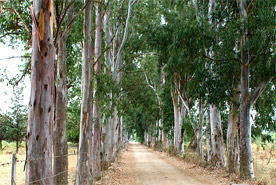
{"left": 130, "top": 143, "right": 207, "bottom": 185}
{"left": 102, "top": 143, "right": 252, "bottom": 185}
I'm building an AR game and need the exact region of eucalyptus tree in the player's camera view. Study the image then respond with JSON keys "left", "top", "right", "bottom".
{"left": 53, "top": 0, "right": 85, "bottom": 183}
{"left": 201, "top": 0, "right": 276, "bottom": 177}
{"left": 206, "top": 1, "right": 241, "bottom": 173}
{"left": 157, "top": 0, "right": 210, "bottom": 155}
{"left": 76, "top": 0, "right": 93, "bottom": 184}
{"left": 25, "top": 0, "right": 55, "bottom": 184}
{"left": 142, "top": 55, "right": 163, "bottom": 145}
{"left": 102, "top": 0, "right": 112, "bottom": 169}
{"left": 101, "top": 0, "right": 137, "bottom": 164}
{"left": 121, "top": 59, "right": 160, "bottom": 145}
{"left": 236, "top": 0, "right": 275, "bottom": 179}
{"left": 93, "top": 0, "right": 104, "bottom": 179}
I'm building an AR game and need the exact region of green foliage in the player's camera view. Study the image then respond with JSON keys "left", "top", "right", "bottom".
{"left": 254, "top": 136, "right": 263, "bottom": 152}
{"left": 0, "top": 0, "right": 32, "bottom": 46}
{"left": 253, "top": 84, "right": 276, "bottom": 136}
{"left": 0, "top": 85, "right": 27, "bottom": 146}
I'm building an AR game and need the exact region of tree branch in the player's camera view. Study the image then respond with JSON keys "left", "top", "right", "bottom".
{"left": 142, "top": 67, "right": 161, "bottom": 105}
{"left": 63, "top": 1, "right": 89, "bottom": 38}
{"left": 54, "top": 0, "right": 76, "bottom": 46}
{"left": 175, "top": 83, "right": 191, "bottom": 118}
{"left": 0, "top": 32, "right": 20, "bottom": 39}
{"left": 246, "top": 55, "right": 256, "bottom": 67}
{"left": 202, "top": 54, "right": 240, "bottom": 64}
{"left": 12, "top": 5, "right": 32, "bottom": 33}
{"left": 112, "top": 0, "right": 137, "bottom": 80}
{"left": 249, "top": 77, "right": 273, "bottom": 106}
{"left": 67, "top": 76, "right": 77, "bottom": 89}
{"left": 0, "top": 55, "right": 31, "bottom": 61}
{"left": 15, "top": 61, "right": 31, "bottom": 86}
{"left": 247, "top": 0, "right": 258, "bottom": 16}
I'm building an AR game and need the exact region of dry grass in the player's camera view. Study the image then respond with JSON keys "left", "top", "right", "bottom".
{"left": 0, "top": 144, "right": 78, "bottom": 185}
{"left": 252, "top": 143, "right": 276, "bottom": 185}
{"left": 166, "top": 143, "right": 276, "bottom": 185}
{"left": 1, "top": 142, "right": 275, "bottom": 185}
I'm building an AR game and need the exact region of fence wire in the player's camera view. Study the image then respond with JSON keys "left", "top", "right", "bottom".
{"left": 0, "top": 150, "right": 82, "bottom": 166}
{"left": 0, "top": 151, "right": 97, "bottom": 185}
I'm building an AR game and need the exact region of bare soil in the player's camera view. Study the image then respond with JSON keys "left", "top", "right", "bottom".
{"left": 102, "top": 143, "right": 253, "bottom": 185}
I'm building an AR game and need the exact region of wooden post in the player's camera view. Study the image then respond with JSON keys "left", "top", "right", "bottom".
{"left": 11, "top": 154, "right": 16, "bottom": 185}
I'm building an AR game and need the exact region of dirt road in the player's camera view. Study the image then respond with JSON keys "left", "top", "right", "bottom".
{"left": 102, "top": 143, "right": 220, "bottom": 185}
{"left": 102, "top": 143, "right": 253, "bottom": 185}
{"left": 130, "top": 143, "right": 207, "bottom": 185}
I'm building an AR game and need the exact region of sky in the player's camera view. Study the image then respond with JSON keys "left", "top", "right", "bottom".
{"left": 0, "top": 43, "right": 31, "bottom": 113}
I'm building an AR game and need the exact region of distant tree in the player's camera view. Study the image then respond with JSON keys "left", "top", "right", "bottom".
{"left": 9, "top": 85, "right": 28, "bottom": 153}
{"left": 0, "top": 113, "right": 14, "bottom": 150}
{"left": 0, "top": 85, "right": 27, "bottom": 152}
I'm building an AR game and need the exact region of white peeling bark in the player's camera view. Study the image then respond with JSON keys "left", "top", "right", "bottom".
{"left": 227, "top": 92, "right": 239, "bottom": 174}
{"left": 113, "top": 0, "right": 137, "bottom": 80}
{"left": 102, "top": 0, "right": 112, "bottom": 170}
{"left": 172, "top": 88, "right": 180, "bottom": 152}
{"left": 206, "top": 111, "right": 212, "bottom": 162}
{"left": 210, "top": 105, "right": 226, "bottom": 168}
{"left": 76, "top": 1, "right": 93, "bottom": 184}
{"left": 196, "top": 99, "right": 203, "bottom": 158}
{"left": 111, "top": 107, "right": 119, "bottom": 162}
{"left": 92, "top": 3, "right": 103, "bottom": 180}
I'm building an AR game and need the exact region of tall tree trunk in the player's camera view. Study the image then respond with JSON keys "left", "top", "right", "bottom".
{"left": 172, "top": 88, "right": 180, "bottom": 152}
{"left": 53, "top": 36, "right": 69, "bottom": 185}
{"left": 238, "top": 0, "right": 254, "bottom": 179}
{"left": 196, "top": 99, "right": 203, "bottom": 158}
{"left": 53, "top": 1, "right": 75, "bottom": 183}
{"left": 26, "top": 0, "right": 55, "bottom": 184}
{"left": 179, "top": 105, "right": 185, "bottom": 154}
{"left": 227, "top": 91, "right": 239, "bottom": 174}
{"left": 102, "top": 0, "right": 112, "bottom": 170}
{"left": 16, "top": 121, "right": 19, "bottom": 153}
{"left": 210, "top": 105, "right": 226, "bottom": 168}
{"left": 102, "top": 116, "right": 111, "bottom": 169}
{"left": 237, "top": 0, "right": 273, "bottom": 179}
{"left": 239, "top": 63, "right": 254, "bottom": 179}
{"left": 111, "top": 107, "right": 118, "bottom": 162}
{"left": 76, "top": 1, "right": 93, "bottom": 184}
{"left": 206, "top": 110, "right": 212, "bottom": 162}
{"left": 93, "top": 3, "right": 102, "bottom": 180}
{"left": 118, "top": 116, "right": 123, "bottom": 151}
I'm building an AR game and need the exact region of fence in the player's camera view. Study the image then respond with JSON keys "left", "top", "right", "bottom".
{"left": 0, "top": 150, "right": 78, "bottom": 185}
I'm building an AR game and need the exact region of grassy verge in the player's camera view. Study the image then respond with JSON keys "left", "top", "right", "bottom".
{"left": 0, "top": 141, "right": 78, "bottom": 185}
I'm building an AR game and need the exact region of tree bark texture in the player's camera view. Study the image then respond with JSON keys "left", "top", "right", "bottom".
{"left": 196, "top": 99, "right": 203, "bottom": 159}
{"left": 53, "top": 37, "right": 68, "bottom": 185}
{"left": 239, "top": 63, "right": 254, "bottom": 179}
{"left": 210, "top": 105, "right": 226, "bottom": 168}
{"left": 206, "top": 111, "right": 212, "bottom": 162}
{"left": 102, "top": 116, "right": 111, "bottom": 170}
{"left": 227, "top": 93, "right": 239, "bottom": 174}
{"left": 238, "top": 0, "right": 254, "bottom": 179}
{"left": 26, "top": 0, "right": 55, "bottom": 184}
{"left": 102, "top": 0, "right": 112, "bottom": 170}
{"left": 172, "top": 88, "right": 180, "bottom": 153}
{"left": 76, "top": 1, "right": 93, "bottom": 184}
{"left": 92, "top": 3, "right": 103, "bottom": 180}
{"left": 111, "top": 107, "right": 119, "bottom": 162}
{"left": 53, "top": 0, "right": 75, "bottom": 182}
